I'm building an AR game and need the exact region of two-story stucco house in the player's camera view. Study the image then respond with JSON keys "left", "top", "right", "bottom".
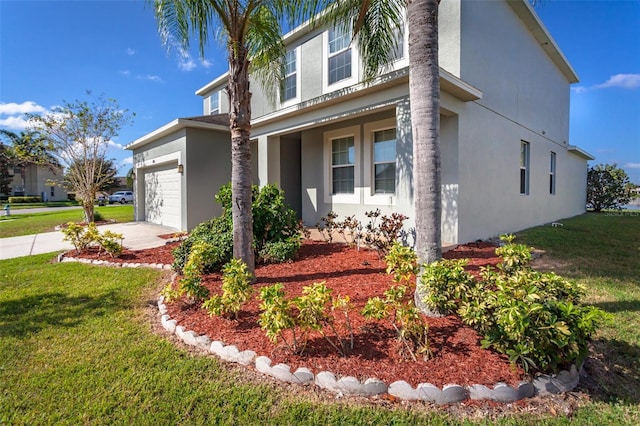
{"left": 4, "top": 163, "right": 68, "bottom": 202}
{"left": 127, "top": 0, "right": 593, "bottom": 245}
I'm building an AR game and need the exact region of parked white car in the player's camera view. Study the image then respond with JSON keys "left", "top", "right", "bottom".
{"left": 108, "top": 191, "right": 134, "bottom": 204}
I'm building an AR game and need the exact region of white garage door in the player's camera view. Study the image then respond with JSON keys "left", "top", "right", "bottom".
{"left": 144, "top": 164, "right": 181, "bottom": 230}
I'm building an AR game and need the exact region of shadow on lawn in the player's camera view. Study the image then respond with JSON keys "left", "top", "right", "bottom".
{"left": 0, "top": 291, "right": 123, "bottom": 337}
{"left": 581, "top": 337, "right": 640, "bottom": 404}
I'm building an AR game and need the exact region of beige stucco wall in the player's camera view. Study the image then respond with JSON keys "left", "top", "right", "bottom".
{"left": 185, "top": 128, "right": 233, "bottom": 226}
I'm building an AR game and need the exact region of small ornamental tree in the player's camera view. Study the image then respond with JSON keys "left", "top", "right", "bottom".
{"left": 27, "top": 92, "right": 134, "bottom": 222}
{"left": 587, "top": 163, "right": 633, "bottom": 211}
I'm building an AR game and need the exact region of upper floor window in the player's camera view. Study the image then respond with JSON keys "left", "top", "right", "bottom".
{"left": 331, "top": 136, "right": 355, "bottom": 194}
{"left": 281, "top": 49, "right": 297, "bottom": 102}
{"left": 520, "top": 141, "right": 530, "bottom": 195}
{"left": 373, "top": 128, "right": 396, "bottom": 194}
{"left": 209, "top": 92, "right": 219, "bottom": 114}
{"left": 549, "top": 151, "right": 556, "bottom": 195}
{"left": 391, "top": 27, "right": 404, "bottom": 61}
{"left": 328, "top": 26, "right": 352, "bottom": 85}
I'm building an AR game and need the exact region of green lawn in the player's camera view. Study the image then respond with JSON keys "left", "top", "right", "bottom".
{"left": 517, "top": 212, "right": 640, "bottom": 406}
{"left": 0, "top": 205, "right": 133, "bottom": 238}
{"left": 0, "top": 213, "right": 638, "bottom": 424}
{"left": 3, "top": 201, "right": 80, "bottom": 209}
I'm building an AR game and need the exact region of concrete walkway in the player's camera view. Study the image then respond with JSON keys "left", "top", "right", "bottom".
{"left": 0, "top": 222, "right": 178, "bottom": 260}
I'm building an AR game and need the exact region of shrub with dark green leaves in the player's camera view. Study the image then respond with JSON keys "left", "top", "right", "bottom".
{"left": 418, "top": 235, "right": 609, "bottom": 373}
{"left": 171, "top": 215, "right": 233, "bottom": 273}
{"left": 172, "top": 183, "right": 301, "bottom": 273}
{"left": 259, "top": 234, "right": 302, "bottom": 263}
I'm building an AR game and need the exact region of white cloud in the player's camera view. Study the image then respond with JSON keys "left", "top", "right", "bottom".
{"left": 142, "top": 74, "right": 164, "bottom": 83}
{"left": 201, "top": 58, "right": 214, "bottom": 69}
{"left": 121, "top": 157, "right": 133, "bottom": 165}
{"left": 120, "top": 70, "right": 164, "bottom": 83}
{"left": 625, "top": 162, "right": 640, "bottom": 169}
{"left": 0, "top": 101, "right": 46, "bottom": 115}
{"left": 573, "top": 73, "right": 640, "bottom": 94}
{"left": 178, "top": 48, "right": 197, "bottom": 71}
{"left": 107, "top": 140, "right": 125, "bottom": 150}
{"left": 0, "top": 115, "right": 29, "bottom": 130}
{"left": 595, "top": 74, "right": 640, "bottom": 90}
{"left": 126, "top": 48, "right": 136, "bottom": 56}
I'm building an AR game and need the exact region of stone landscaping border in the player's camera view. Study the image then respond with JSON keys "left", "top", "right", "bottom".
{"left": 60, "top": 253, "right": 581, "bottom": 404}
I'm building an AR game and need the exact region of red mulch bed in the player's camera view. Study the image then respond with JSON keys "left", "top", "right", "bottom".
{"left": 70, "top": 239, "right": 525, "bottom": 389}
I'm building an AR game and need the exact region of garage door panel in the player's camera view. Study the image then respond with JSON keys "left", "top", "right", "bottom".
{"left": 144, "top": 164, "right": 181, "bottom": 230}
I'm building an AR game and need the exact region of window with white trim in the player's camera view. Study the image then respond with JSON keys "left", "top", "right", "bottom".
{"left": 331, "top": 136, "right": 355, "bottom": 194}
{"left": 324, "top": 125, "right": 361, "bottom": 204}
{"left": 520, "top": 141, "right": 530, "bottom": 195}
{"left": 328, "top": 26, "right": 352, "bottom": 85}
{"left": 373, "top": 128, "right": 396, "bottom": 194}
{"left": 209, "top": 92, "right": 219, "bottom": 114}
{"left": 281, "top": 49, "right": 297, "bottom": 102}
{"left": 549, "top": 151, "right": 556, "bottom": 195}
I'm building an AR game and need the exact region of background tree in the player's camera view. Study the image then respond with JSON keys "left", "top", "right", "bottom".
{"left": 126, "top": 167, "right": 135, "bottom": 190}
{"left": 27, "top": 93, "right": 134, "bottom": 222}
{"left": 65, "top": 157, "right": 119, "bottom": 194}
{"left": 152, "top": 0, "right": 313, "bottom": 274}
{"left": 587, "top": 163, "right": 634, "bottom": 211}
{"left": 0, "top": 143, "right": 13, "bottom": 196}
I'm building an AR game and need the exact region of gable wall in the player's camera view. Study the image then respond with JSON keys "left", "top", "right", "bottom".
{"left": 449, "top": 0, "right": 584, "bottom": 243}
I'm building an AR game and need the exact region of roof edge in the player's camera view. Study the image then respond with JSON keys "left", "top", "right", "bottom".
{"left": 567, "top": 145, "right": 595, "bottom": 161}
{"left": 125, "top": 117, "right": 229, "bottom": 151}
{"left": 508, "top": 0, "right": 579, "bottom": 84}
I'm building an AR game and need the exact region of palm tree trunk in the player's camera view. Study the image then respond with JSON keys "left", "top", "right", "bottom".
{"left": 409, "top": 0, "right": 442, "bottom": 315}
{"left": 228, "top": 44, "right": 255, "bottom": 274}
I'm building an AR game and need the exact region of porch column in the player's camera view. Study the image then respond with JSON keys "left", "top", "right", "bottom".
{"left": 257, "top": 135, "right": 281, "bottom": 187}
{"left": 395, "top": 99, "right": 414, "bottom": 217}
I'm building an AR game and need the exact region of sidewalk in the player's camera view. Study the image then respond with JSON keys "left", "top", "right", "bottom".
{"left": 0, "top": 222, "right": 178, "bottom": 260}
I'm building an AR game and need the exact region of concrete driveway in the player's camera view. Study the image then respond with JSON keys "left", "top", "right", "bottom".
{"left": 0, "top": 222, "right": 179, "bottom": 260}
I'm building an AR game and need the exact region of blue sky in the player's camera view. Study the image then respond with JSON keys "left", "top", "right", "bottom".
{"left": 1, "top": 0, "right": 639, "bottom": 183}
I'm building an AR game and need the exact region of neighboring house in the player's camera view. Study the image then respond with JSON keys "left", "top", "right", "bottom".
{"left": 5, "top": 163, "right": 68, "bottom": 202}
{"left": 127, "top": 0, "right": 593, "bottom": 244}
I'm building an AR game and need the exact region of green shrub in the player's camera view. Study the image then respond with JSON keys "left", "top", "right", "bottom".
{"left": 172, "top": 215, "right": 233, "bottom": 273}
{"left": 495, "top": 234, "right": 532, "bottom": 273}
{"left": 99, "top": 229, "right": 123, "bottom": 257}
{"left": 258, "top": 283, "right": 299, "bottom": 351}
{"left": 362, "top": 285, "right": 431, "bottom": 361}
{"left": 258, "top": 282, "right": 353, "bottom": 356}
{"left": 61, "top": 222, "right": 123, "bottom": 257}
{"left": 418, "top": 235, "right": 609, "bottom": 373}
{"left": 259, "top": 234, "right": 301, "bottom": 263}
{"left": 172, "top": 183, "right": 301, "bottom": 273}
{"left": 203, "top": 258, "right": 254, "bottom": 319}
{"left": 93, "top": 210, "right": 105, "bottom": 222}
{"left": 420, "top": 259, "right": 477, "bottom": 315}
{"left": 7, "top": 196, "right": 42, "bottom": 203}
{"left": 385, "top": 242, "right": 418, "bottom": 283}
